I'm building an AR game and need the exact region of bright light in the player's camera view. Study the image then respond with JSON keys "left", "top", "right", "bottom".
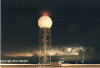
{"left": 41, "top": 11, "right": 49, "bottom": 16}
{"left": 67, "top": 48, "right": 72, "bottom": 52}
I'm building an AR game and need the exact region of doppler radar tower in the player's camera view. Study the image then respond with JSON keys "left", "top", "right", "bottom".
{"left": 38, "top": 11, "right": 53, "bottom": 64}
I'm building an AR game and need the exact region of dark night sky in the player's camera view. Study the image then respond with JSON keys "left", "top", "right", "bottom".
{"left": 1, "top": 0, "right": 100, "bottom": 58}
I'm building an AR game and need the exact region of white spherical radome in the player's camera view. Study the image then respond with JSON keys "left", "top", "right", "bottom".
{"left": 38, "top": 16, "right": 53, "bottom": 28}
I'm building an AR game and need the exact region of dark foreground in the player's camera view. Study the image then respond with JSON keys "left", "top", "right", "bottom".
{"left": 1, "top": 64, "right": 100, "bottom": 68}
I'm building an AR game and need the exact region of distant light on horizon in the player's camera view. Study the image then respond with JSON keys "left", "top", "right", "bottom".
{"left": 66, "top": 48, "right": 72, "bottom": 52}
{"left": 5, "top": 46, "right": 85, "bottom": 57}
{"left": 4, "top": 52, "right": 33, "bottom": 57}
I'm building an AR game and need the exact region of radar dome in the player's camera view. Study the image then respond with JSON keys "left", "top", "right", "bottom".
{"left": 38, "top": 16, "right": 53, "bottom": 28}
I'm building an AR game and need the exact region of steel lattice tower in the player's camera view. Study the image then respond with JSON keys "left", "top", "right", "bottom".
{"left": 39, "top": 28, "right": 51, "bottom": 64}
{"left": 38, "top": 11, "right": 53, "bottom": 64}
